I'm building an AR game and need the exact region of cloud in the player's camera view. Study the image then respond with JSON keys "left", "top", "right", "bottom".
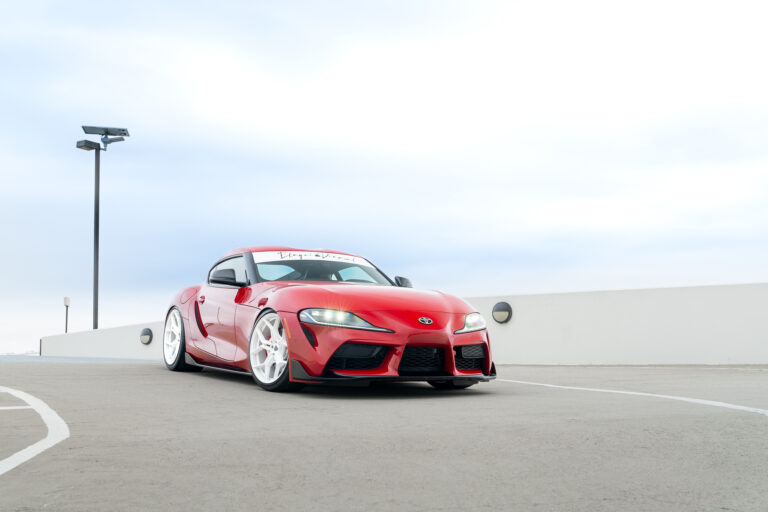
{"left": 6, "top": 1, "right": 768, "bottom": 159}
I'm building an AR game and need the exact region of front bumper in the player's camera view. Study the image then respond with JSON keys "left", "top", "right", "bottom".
{"left": 282, "top": 309, "right": 496, "bottom": 384}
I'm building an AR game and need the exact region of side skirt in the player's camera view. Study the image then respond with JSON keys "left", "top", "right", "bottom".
{"left": 185, "top": 353, "right": 250, "bottom": 375}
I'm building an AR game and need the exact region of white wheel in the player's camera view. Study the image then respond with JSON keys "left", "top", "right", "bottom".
{"left": 164, "top": 308, "right": 183, "bottom": 366}
{"left": 249, "top": 312, "right": 289, "bottom": 385}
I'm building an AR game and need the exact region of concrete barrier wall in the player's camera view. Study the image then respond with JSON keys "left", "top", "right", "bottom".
{"left": 467, "top": 283, "right": 768, "bottom": 365}
{"left": 41, "top": 322, "right": 164, "bottom": 361}
{"left": 40, "top": 283, "right": 768, "bottom": 364}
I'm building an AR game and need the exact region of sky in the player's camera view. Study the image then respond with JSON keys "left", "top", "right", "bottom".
{"left": 1, "top": 1, "right": 767, "bottom": 353}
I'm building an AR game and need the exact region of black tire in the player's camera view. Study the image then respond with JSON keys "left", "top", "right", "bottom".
{"left": 428, "top": 380, "right": 476, "bottom": 390}
{"left": 163, "top": 306, "right": 202, "bottom": 372}
{"left": 248, "top": 309, "right": 302, "bottom": 392}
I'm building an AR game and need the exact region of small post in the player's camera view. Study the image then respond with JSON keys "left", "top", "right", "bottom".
{"left": 64, "top": 296, "right": 71, "bottom": 333}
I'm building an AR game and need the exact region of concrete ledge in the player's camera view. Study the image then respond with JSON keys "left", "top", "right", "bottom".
{"left": 41, "top": 322, "right": 163, "bottom": 361}
{"left": 468, "top": 283, "right": 768, "bottom": 365}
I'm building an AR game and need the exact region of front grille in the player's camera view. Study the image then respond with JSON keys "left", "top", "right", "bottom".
{"left": 327, "top": 343, "right": 388, "bottom": 371}
{"left": 455, "top": 344, "right": 486, "bottom": 371}
{"left": 398, "top": 346, "right": 446, "bottom": 376}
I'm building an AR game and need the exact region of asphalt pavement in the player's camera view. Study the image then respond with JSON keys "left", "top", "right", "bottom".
{"left": 1, "top": 358, "right": 767, "bottom": 511}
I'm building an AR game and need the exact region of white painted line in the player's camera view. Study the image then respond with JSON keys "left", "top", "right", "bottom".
{"left": 0, "top": 387, "right": 70, "bottom": 476}
{"left": 0, "top": 406, "right": 33, "bottom": 410}
{"left": 498, "top": 379, "right": 768, "bottom": 418}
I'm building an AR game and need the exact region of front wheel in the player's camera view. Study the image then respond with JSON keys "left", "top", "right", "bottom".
{"left": 163, "top": 307, "right": 201, "bottom": 372}
{"left": 248, "top": 310, "right": 301, "bottom": 392}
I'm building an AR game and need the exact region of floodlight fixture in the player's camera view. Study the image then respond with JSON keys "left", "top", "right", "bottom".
{"left": 77, "top": 139, "right": 100, "bottom": 151}
{"left": 81, "top": 125, "right": 129, "bottom": 151}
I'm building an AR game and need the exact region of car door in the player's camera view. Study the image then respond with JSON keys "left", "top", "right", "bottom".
{"left": 197, "top": 255, "right": 248, "bottom": 361}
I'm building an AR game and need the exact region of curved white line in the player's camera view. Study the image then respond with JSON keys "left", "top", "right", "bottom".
{"left": 499, "top": 379, "right": 768, "bottom": 418}
{"left": 0, "top": 386, "right": 70, "bottom": 476}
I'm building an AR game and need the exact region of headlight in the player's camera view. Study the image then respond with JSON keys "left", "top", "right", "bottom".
{"left": 454, "top": 312, "right": 487, "bottom": 334}
{"left": 299, "top": 309, "right": 393, "bottom": 333}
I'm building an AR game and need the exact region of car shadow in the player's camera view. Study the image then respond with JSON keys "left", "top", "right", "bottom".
{"left": 301, "top": 381, "right": 495, "bottom": 400}
{"left": 189, "top": 367, "right": 495, "bottom": 399}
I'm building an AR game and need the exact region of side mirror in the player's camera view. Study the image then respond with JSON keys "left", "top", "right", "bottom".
{"left": 394, "top": 276, "right": 412, "bottom": 288}
{"left": 210, "top": 268, "right": 242, "bottom": 286}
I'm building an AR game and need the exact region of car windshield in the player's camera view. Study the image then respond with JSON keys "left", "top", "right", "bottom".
{"left": 251, "top": 251, "right": 392, "bottom": 285}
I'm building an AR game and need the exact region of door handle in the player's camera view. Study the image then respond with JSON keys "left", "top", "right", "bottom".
{"left": 199, "top": 295, "right": 206, "bottom": 304}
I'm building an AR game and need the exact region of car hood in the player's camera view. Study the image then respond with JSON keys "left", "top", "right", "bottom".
{"left": 263, "top": 282, "right": 474, "bottom": 314}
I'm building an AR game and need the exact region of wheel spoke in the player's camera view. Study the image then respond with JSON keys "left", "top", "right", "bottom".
{"left": 274, "top": 359, "right": 286, "bottom": 377}
{"left": 267, "top": 318, "right": 279, "bottom": 340}
{"left": 256, "top": 329, "right": 270, "bottom": 348}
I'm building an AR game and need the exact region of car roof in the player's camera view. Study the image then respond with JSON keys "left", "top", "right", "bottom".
{"left": 223, "top": 246, "right": 360, "bottom": 258}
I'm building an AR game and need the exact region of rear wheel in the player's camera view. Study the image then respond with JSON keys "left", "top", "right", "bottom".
{"left": 428, "top": 380, "right": 476, "bottom": 390}
{"left": 163, "top": 307, "right": 201, "bottom": 372}
{"left": 248, "top": 310, "right": 302, "bottom": 392}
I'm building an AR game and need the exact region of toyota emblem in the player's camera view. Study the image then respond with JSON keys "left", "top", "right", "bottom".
{"left": 418, "top": 317, "right": 434, "bottom": 325}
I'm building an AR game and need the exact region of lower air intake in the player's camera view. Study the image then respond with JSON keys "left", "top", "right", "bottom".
{"left": 327, "top": 343, "right": 388, "bottom": 371}
{"left": 398, "top": 346, "right": 446, "bottom": 376}
{"left": 455, "top": 344, "right": 486, "bottom": 371}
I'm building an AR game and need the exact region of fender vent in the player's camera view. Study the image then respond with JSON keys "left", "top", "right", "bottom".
{"left": 194, "top": 301, "right": 207, "bottom": 337}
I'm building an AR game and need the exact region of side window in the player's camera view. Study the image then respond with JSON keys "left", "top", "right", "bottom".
{"left": 209, "top": 257, "right": 247, "bottom": 285}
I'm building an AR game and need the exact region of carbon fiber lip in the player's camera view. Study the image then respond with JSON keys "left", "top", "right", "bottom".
{"left": 290, "top": 359, "right": 496, "bottom": 383}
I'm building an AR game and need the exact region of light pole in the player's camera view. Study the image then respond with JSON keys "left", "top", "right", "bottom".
{"left": 63, "top": 296, "right": 70, "bottom": 333}
{"left": 76, "top": 125, "right": 130, "bottom": 329}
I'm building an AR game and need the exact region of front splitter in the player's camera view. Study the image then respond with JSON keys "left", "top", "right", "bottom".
{"left": 289, "top": 359, "right": 496, "bottom": 385}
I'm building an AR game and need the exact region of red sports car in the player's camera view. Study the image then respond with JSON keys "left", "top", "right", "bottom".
{"left": 163, "top": 247, "right": 496, "bottom": 391}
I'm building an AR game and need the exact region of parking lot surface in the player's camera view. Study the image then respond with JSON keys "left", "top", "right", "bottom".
{"left": 1, "top": 358, "right": 767, "bottom": 511}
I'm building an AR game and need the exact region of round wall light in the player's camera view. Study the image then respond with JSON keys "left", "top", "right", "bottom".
{"left": 139, "top": 328, "right": 153, "bottom": 345}
{"left": 492, "top": 302, "right": 513, "bottom": 324}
